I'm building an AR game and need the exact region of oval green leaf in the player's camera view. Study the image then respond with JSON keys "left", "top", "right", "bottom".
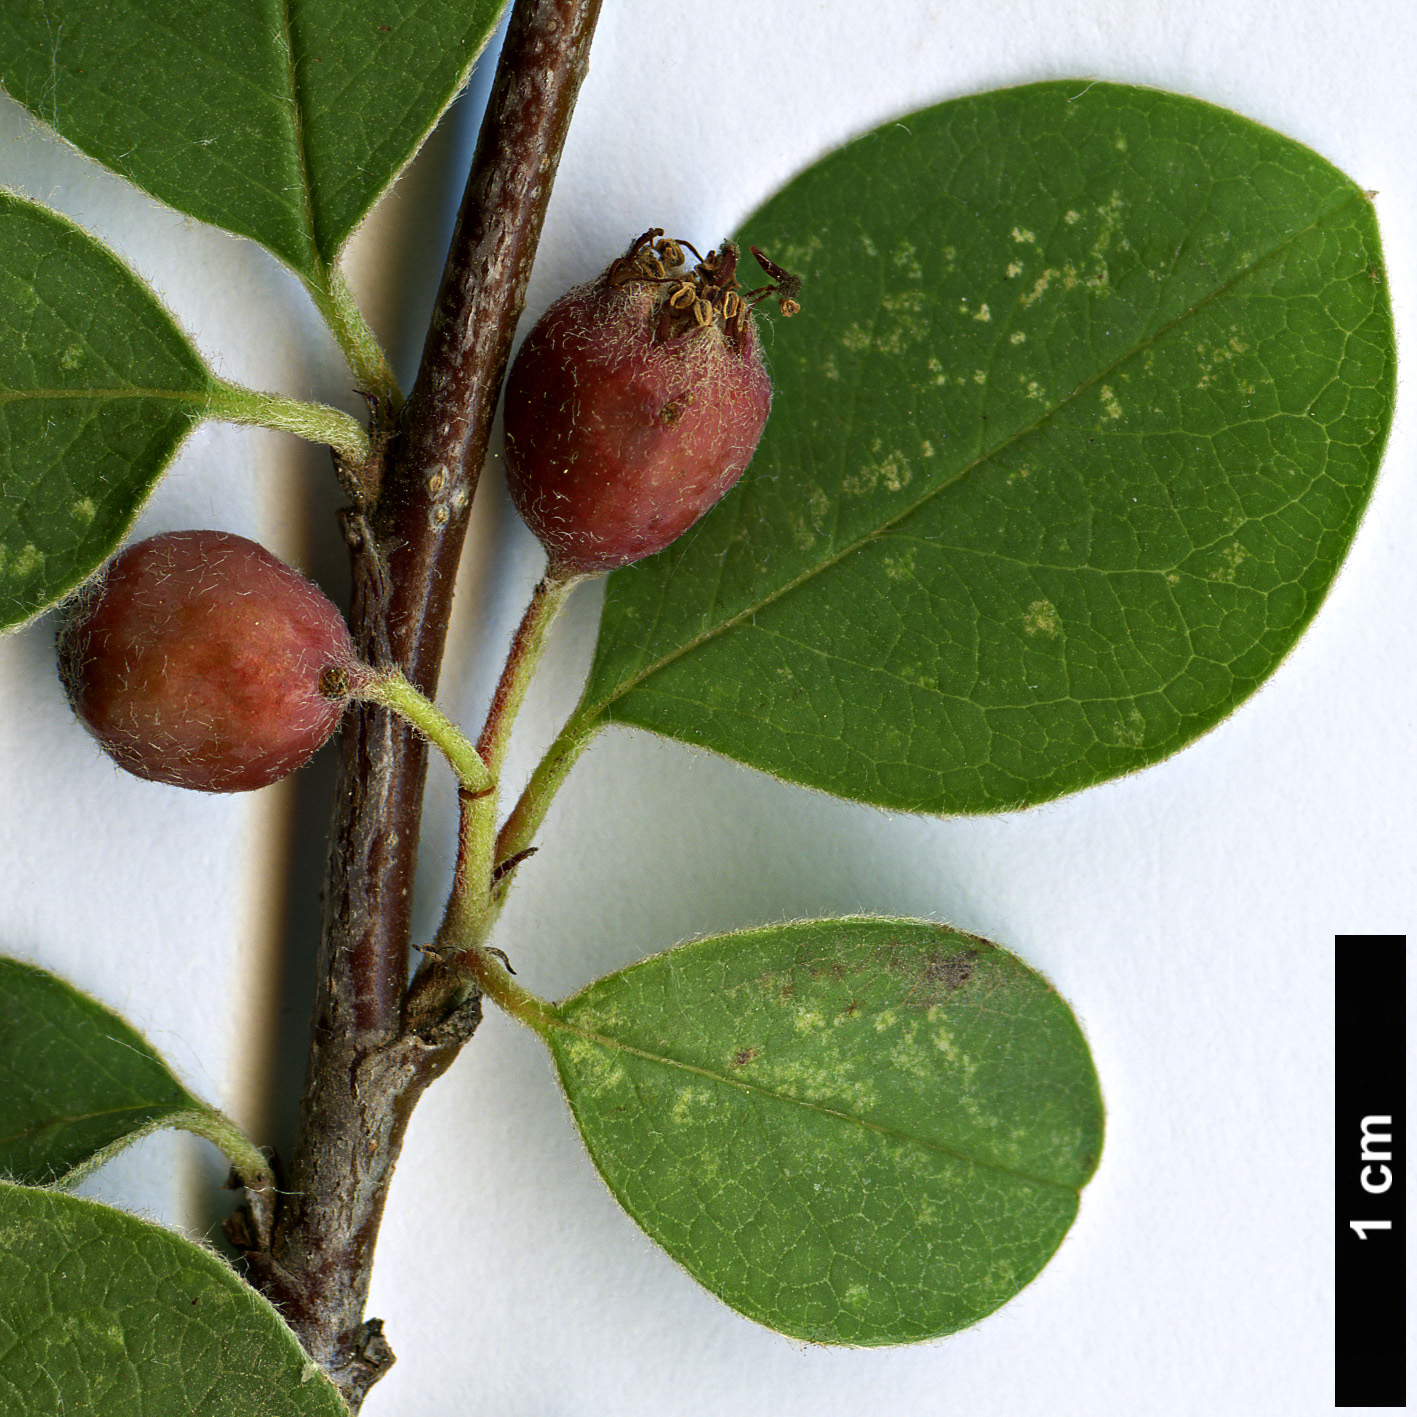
{"left": 0, "top": 191, "right": 216, "bottom": 630}
{"left": 0, "top": 1181, "right": 346, "bottom": 1415}
{"left": 580, "top": 82, "right": 1395, "bottom": 812}
{"left": 544, "top": 917, "right": 1103, "bottom": 1343}
{"left": 0, "top": 0, "right": 506, "bottom": 281}
{"left": 0, "top": 958, "right": 210, "bottom": 1185}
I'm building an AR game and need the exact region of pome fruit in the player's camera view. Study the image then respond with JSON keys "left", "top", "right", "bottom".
{"left": 58, "top": 529, "right": 355, "bottom": 791}
{"left": 502, "top": 230, "right": 799, "bottom": 573}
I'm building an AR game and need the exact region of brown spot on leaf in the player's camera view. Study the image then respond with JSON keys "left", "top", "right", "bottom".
{"left": 923, "top": 948, "right": 977, "bottom": 994}
{"left": 875, "top": 940, "right": 981, "bottom": 1009}
{"left": 732, "top": 1047, "right": 758, "bottom": 1066}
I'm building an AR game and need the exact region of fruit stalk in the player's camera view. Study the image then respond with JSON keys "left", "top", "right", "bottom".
{"left": 245, "top": 0, "right": 604, "bottom": 1407}
{"left": 442, "top": 573, "right": 579, "bottom": 935}
{"left": 403, "top": 574, "right": 580, "bottom": 1031}
{"left": 349, "top": 667, "right": 493, "bottom": 797}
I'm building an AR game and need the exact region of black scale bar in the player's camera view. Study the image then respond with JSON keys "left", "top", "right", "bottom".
{"left": 1335, "top": 934, "right": 1405, "bottom": 1407}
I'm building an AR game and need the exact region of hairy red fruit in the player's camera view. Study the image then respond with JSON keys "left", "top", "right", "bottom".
{"left": 58, "top": 530, "right": 355, "bottom": 792}
{"left": 502, "top": 231, "right": 796, "bottom": 574}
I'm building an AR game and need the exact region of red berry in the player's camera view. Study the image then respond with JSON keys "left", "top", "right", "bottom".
{"left": 58, "top": 530, "right": 355, "bottom": 792}
{"left": 502, "top": 232, "right": 795, "bottom": 574}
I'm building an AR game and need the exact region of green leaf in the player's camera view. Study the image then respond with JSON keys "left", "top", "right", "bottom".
{"left": 580, "top": 82, "right": 1395, "bottom": 812}
{"left": 0, "top": 191, "right": 214, "bottom": 631}
{"left": 1, "top": 957, "right": 207, "bottom": 1186}
{"left": 0, "top": 0, "right": 506, "bottom": 280}
{"left": 0, "top": 1181, "right": 346, "bottom": 1415}
{"left": 544, "top": 917, "right": 1103, "bottom": 1343}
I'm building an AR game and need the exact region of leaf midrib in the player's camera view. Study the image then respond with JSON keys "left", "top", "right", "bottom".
{"left": 0, "top": 1098, "right": 185, "bottom": 1150}
{"left": 549, "top": 1012, "right": 1084, "bottom": 1194}
{"left": 0, "top": 387, "right": 209, "bottom": 405}
{"left": 583, "top": 186, "right": 1371, "bottom": 722}
{"left": 274, "top": 0, "right": 327, "bottom": 281}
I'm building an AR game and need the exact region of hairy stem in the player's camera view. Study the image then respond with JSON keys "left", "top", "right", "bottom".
{"left": 306, "top": 264, "right": 403, "bottom": 411}
{"left": 464, "top": 566, "right": 575, "bottom": 906}
{"left": 455, "top": 942, "right": 558, "bottom": 1035}
{"left": 241, "top": 1, "right": 605, "bottom": 1408}
{"left": 207, "top": 381, "right": 371, "bottom": 464}
{"left": 352, "top": 668, "right": 493, "bottom": 797}
{"left": 477, "top": 573, "right": 583, "bottom": 777}
{"left": 495, "top": 702, "right": 602, "bottom": 869}
{"left": 406, "top": 572, "right": 580, "bottom": 1031}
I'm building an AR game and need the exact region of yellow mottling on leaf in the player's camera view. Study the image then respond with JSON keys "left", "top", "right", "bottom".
{"left": 927, "top": 356, "right": 946, "bottom": 386}
{"left": 1092, "top": 192, "right": 1124, "bottom": 260}
{"left": 841, "top": 323, "right": 872, "bottom": 352}
{"left": 1208, "top": 541, "right": 1247, "bottom": 583}
{"left": 1009, "top": 330, "right": 1026, "bottom": 345}
{"left": 1194, "top": 330, "right": 1250, "bottom": 389}
{"left": 1011, "top": 226, "right": 1036, "bottom": 244}
{"left": 562, "top": 1037, "right": 627, "bottom": 1096}
{"left": 878, "top": 290, "right": 929, "bottom": 352}
{"left": 71, "top": 498, "right": 96, "bottom": 524}
{"left": 974, "top": 370, "right": 988, "bottom": 385}
{"left": 844, "top": 446, "right": 911, "bottom": 496}
{"left": 1022, "top": 261, "right": 1083, "bottom": 308}
{"left": 775, "top": 234, "right": 822, "bottom": 269}
{"left": 821, "top": 352, "right": 839, "bottom": 381}
{"left": 1022, "top": 599, "right": 1062, "bottom": 638}
{"left": 972, "top": 303, "right": 990, "bottom": 322}
{"left": 881, "top": 546, "right": 917, "bottom": 582}
{"left": 1064, "top": 209, "right": 1081, "bottom": 225}
{"left": 670, "top": 1086, "right": 715, "bottom": 1126}
{"left": 59, "top": 343, "right": 84, "bottom": 370}
{"left": 889, "top": 1037, "right": 934, "bottom": 1080}
{"left": 1021, "top": 268, "right": 1056, "bottom": 308}
{"left": 1100, "top": 385, "right": 1123, "bottom": 420}
{"left": 1005, "top": 260, "right": 1023, "bottom": 278}
{"left": 892, "top": 242, "right": 923, "bottom": 280}
{"left": 921, "top": 439, "right": 934, "bottom": 458}
{"left": 1113, "top": 707, "right": 1146, "bottom": 747}
{"left": 793, "top": 1008, "right": 826, "bottom": 1035}
{"left": 786, "top": 511, "right": 817, "bottom": 552}
{"left": 10, "top": 544, "right": 43, "bottom": 580}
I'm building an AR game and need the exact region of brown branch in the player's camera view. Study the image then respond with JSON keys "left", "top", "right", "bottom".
{"left": 237, "top": 1, "right": 605, "bottom": 1407}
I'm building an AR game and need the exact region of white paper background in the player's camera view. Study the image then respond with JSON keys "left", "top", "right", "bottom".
{"left": 0, "top": 2, "right": 1412, "bottom": 1413}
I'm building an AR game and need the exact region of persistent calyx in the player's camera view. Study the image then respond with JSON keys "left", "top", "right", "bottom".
{"left": 605, "top": 228, "right": 802, "bottom": 350}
